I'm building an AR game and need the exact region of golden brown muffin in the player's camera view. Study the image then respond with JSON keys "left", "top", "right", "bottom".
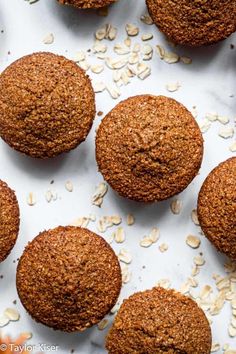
{"left": 58, "top": 0, "right": 116, "bottom": 9}
{"left": 197, "top": 157, "right": 236, "bottom": 259}
{"left": 96, "top": 95, "right": 203, "bottom": 202}
{"left": 0, "top": 180, "right": 20, "bottom": 262}
{"left": 146, "top": 0, "right": 236, "bottom": 46}
{"left": 0, "top": 52, "right": 95, "bottom": 158}
{"left": 106, "top": 287, "right": 212, "bottom": 354}
{"left": 16, "top": 226, "right": 122, "bottom": 332}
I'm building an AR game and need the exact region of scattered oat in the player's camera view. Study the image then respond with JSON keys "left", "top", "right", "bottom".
{"left": 93, "top": 81, "right": 106, "bottom": 93}
{"left": 194, "top": 255, "right": 205, "bottom": 266}
{"left": 27, "top": 192, "right": 36, "bottom": 206}
{"left": 140, "top": 13, "right": 153, "bottom": 25}
{"left": 229, "top": 141, "right": 236, "bottom": 152}
{"left": 156, "top": 45, "right": 165, "bottom": 59}
{"left": 93, "top": 41, "right": 107, "bottom": 54}
{"left": 92, "top": 182, "right": 108, "bottom": 207}
{"left": 127, "top": 214, "right": 135, "bottom": 226}
{"left": 118, "top": 249, "right": 132, "bottom": 264}
{"left": 133, "top": 43, "right": 141, "bottom": 53}
{"left": 205, "top": 112, "right": 218, "bottom": 122}
{"left": 114, "top": 43, "right": 130, "bottom": 55}
{"left": 45, "top": 189, "right": 53, "bottom": 203}
{"left": 137, "top": 63, "right": 151, "bottom": 79}
{"left": 141, "top": 33, "right": 153, "bottom": 41}
{"left": 180, "top": 56, "right": 192, "bottom": 64}
{"left": 142, "top": 44, "right": 153, "bottom": 60}
{"left": 166, "top": 82, "right": 181, "bottom": 92}
{"left": 114, "top": 227, "right": 125, "bottom": 243}
{"left": 70, "top": 217, "right": 89, "bottom": 228}
{"left": 163, "top": 51, "right": 179, "bottom": 64}
{"left": 229, "top": 324, "right": 236, "bottom": 337}
{"left": 128, "top": 52, "right": 139, "bottom": 65}
{"left": 156, "top": 278, "right": 171, "bottom": 289}
{"left": 106, "top": 57, "right": 128, "bottom": 70}
{"left": 219, "top": 127, "right": 234, "bottom": 139}
{"left": 159, "top": 243, "right": 168, "bottom": 253}
{"left": 65, "top": 180, "right": 73, "bottom": 192}
{"left": 170, "top": 199, "right": 182, "bottom": 214}
{"left": 106, "top": 84, "right": 121, "bottom": 99}
{"left": 191, "top": 209, "right": 200, "bottom": 225}
{"left": 4, "top": 308, "right": 20, "bottom": 321}
{"left": 0, "top": 314, "right": 10, "bottom": 327}
{"left": 110, "top": 302, "right": 120, "bottom": 314}
{"left": 78, "top": 60, "right": 90, "bottom": 71}
{"left": 43, "top": 33, "right": 54, "bottom": 45}
{"left": 91, "top": 64, "right": 104, "bottom": 74}
{"left": 121, "top": 264, "right": 132, "bottom": 284}
{"left": 218, "top": 115, "right": 230, "bottom": 125}
{"left": 186, "top": 235, "right": 201, "bottom": 249}
{"left": 140, "top": 236, "right": 153, "bottom": 248}
{"left": 211, "top": 343, "right": 221, "bottom": 352}
{"left": 73, "top": 51, "right": 86, "bottom": 62}
{"left": 199, "top": 119, "right": 211, "bottom": 133}
{"left": 97, "top": 318, "right": 109, "bottom": 330}
{"left": 126, "top": 23, "right": 139, "bottom": 36}
{"left": 149, "top": 227, "right": 160, "bottom": 243}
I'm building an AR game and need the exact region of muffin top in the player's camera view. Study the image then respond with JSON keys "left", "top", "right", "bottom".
{"left": 106, "top": 287, "right": 212, "bottom": 354}
{"left": 58, "top": 0, "right": 116, "bottom": 9}
{"left": 0, "top": 52, "right": 95, "bottom": 158}
{"left": 96, "top": 95, "right": 203, "bottom": 202}
{"left": 0, "top": 180, "right": 20, "bottom": 262}
{"left": 16, "top": 226, "right": 122, "bottom": 332}
{"left": 198, "top": 157, "right": 236, "bottom": 259}
{"left": 146, "top": 0, "right": 236, "bottom": 46}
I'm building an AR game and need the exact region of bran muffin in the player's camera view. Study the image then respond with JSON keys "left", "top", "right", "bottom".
{"left": 16, "top": 226, "right": 121, "bottom": 332}
{"left": 146, "top": 0, "right": 236, "bottom": 46}
{"left": 197, "top": 157, "right": 236, "bottom": 259}
{"left": 57, "top": 0, "right": 116, "bottom": 9}
{"left": 96, "top": 95, "right": 203, "bottom": 202}
{"left": 0, "top": 52, "right": 95, "bottom": 158}
{"left": 106, "top": 287, "right": 212, "bottom": 354}
{"left": 0, "top": 180, "right": 20, "bottom": 262}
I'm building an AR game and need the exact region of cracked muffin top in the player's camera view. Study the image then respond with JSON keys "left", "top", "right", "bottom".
{"left": 16, "top": 226, "right": 122, "bottom": 332}
{"left": 96, "top": 95, "right": 203, "bottom": 202}
{"left": 0, "top": 180, "right": 20, "bottom": 263}
{"left": 58, "top": 0, "right": 117, "bottom": 9}
{"left": 198, "top": 157, "right": 236, "bottom": 260}
{"left": 146, "top": 0, "right": 236, "bottom": 46}
{"left": 0, "top": 52, "right": 95, "bottom": 158}
{"left": 106, "top": 287, "right": 212, "bottom": 354}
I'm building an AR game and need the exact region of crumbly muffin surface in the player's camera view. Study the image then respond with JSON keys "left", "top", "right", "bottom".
{"left": 0, "top": 180, "right": 20, "bottom": 262}
{"left": 146, "top": 0, "right": 236, "bottom": 46}
{"left": 106, "top": 287, "right": 212, "bottom": 354}
{"left": 0, "top": 52, "right": 95, "bottom": 158}
{"left": 198, "top": 157, "right": 236, "bottom": 259}
{"left": 96, "top": 95, "right": 203, "bottom": 202}
{"left": 17, "top": 226, "right": 122, "bottom": 332}
{"left": 58, "top": 0, "right": 116, "bottom": 9}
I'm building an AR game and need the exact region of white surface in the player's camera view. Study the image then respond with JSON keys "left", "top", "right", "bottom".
{"left": 0, "top": 0, "right": 235, "bottom": 353}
